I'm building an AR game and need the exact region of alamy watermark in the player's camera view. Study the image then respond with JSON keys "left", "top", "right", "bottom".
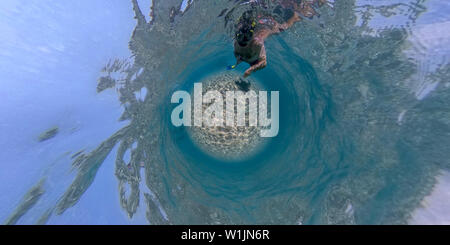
{"left": 171, "top": 83, "right": 279, "bottom": 137}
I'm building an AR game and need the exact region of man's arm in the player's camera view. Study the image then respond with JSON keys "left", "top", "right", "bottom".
{"left": 256, "top": 13, "right": 301, "bottom": 41}
{"left": 272, "top": 12, "right": 302, "bottom": 34}
{"left": 244, "top": 45, "right": 267, "bottom": 78}
{"left": 277, "top": 12, "right": 301, "bottom": 32}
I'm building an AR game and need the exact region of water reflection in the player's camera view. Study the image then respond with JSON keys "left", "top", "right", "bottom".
{"left": 4, "top": 0, "right": 450, "bottom": 224}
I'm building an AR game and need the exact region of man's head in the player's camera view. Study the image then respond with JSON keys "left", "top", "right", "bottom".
{"left": 235, "top": 10, "right": 257, "bottom": 46}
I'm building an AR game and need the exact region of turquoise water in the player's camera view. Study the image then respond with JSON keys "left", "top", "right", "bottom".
{"left": 1, "top": 0, "right": 450, "bottom": 224}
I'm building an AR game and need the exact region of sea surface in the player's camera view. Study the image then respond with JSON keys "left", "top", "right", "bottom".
{"left": 0, "top": 0, "right": 449, "bottom": 224}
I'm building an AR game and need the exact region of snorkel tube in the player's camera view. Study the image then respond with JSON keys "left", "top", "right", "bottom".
{"left": 227, "top": 64, "right": 237, "bottom": 70}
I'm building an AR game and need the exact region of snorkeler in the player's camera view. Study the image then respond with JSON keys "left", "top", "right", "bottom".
{"left": 230, "top": 0, "right": 326, "bottom": 77}
{"left": 230, "top": 10, "right": 299, "bottom": 78}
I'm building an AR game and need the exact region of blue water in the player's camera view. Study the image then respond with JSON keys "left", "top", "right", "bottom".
{"left": 1, "top": 0, "right": 450, "bottom": 224}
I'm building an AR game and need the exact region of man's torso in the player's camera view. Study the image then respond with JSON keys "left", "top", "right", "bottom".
{"left": 234, "top": 39, "right": 263, "bottom": 65}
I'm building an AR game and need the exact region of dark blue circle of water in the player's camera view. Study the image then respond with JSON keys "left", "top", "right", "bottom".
{"left": 161, "top": 36, "right": 338, "bottom": 220}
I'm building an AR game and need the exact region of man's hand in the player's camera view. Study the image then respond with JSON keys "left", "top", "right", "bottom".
{"left": 243, "top": 69, "right": 252, "bottom": 78}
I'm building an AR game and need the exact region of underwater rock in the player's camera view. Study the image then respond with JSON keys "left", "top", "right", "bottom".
{"left": 35, "top": 208, "right": 53, "bottom": 225}
{"left": 38, "top": 126, "right": 59, "bottom": 142}
{"left": 4, "top": 179, "right": 45, "bottom": 225}
{"left": 97, "top": 76, "right": 116, "bottom": 93}
{"left": 71, "top": 150, "right": 85, "bottom": 159}
{"left": 187, "top": 72, "right": 266, "bottom": 161}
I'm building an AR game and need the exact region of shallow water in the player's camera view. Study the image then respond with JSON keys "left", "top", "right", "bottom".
{"left": 1, "top": 0, "right": 449, "bottom": 224}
